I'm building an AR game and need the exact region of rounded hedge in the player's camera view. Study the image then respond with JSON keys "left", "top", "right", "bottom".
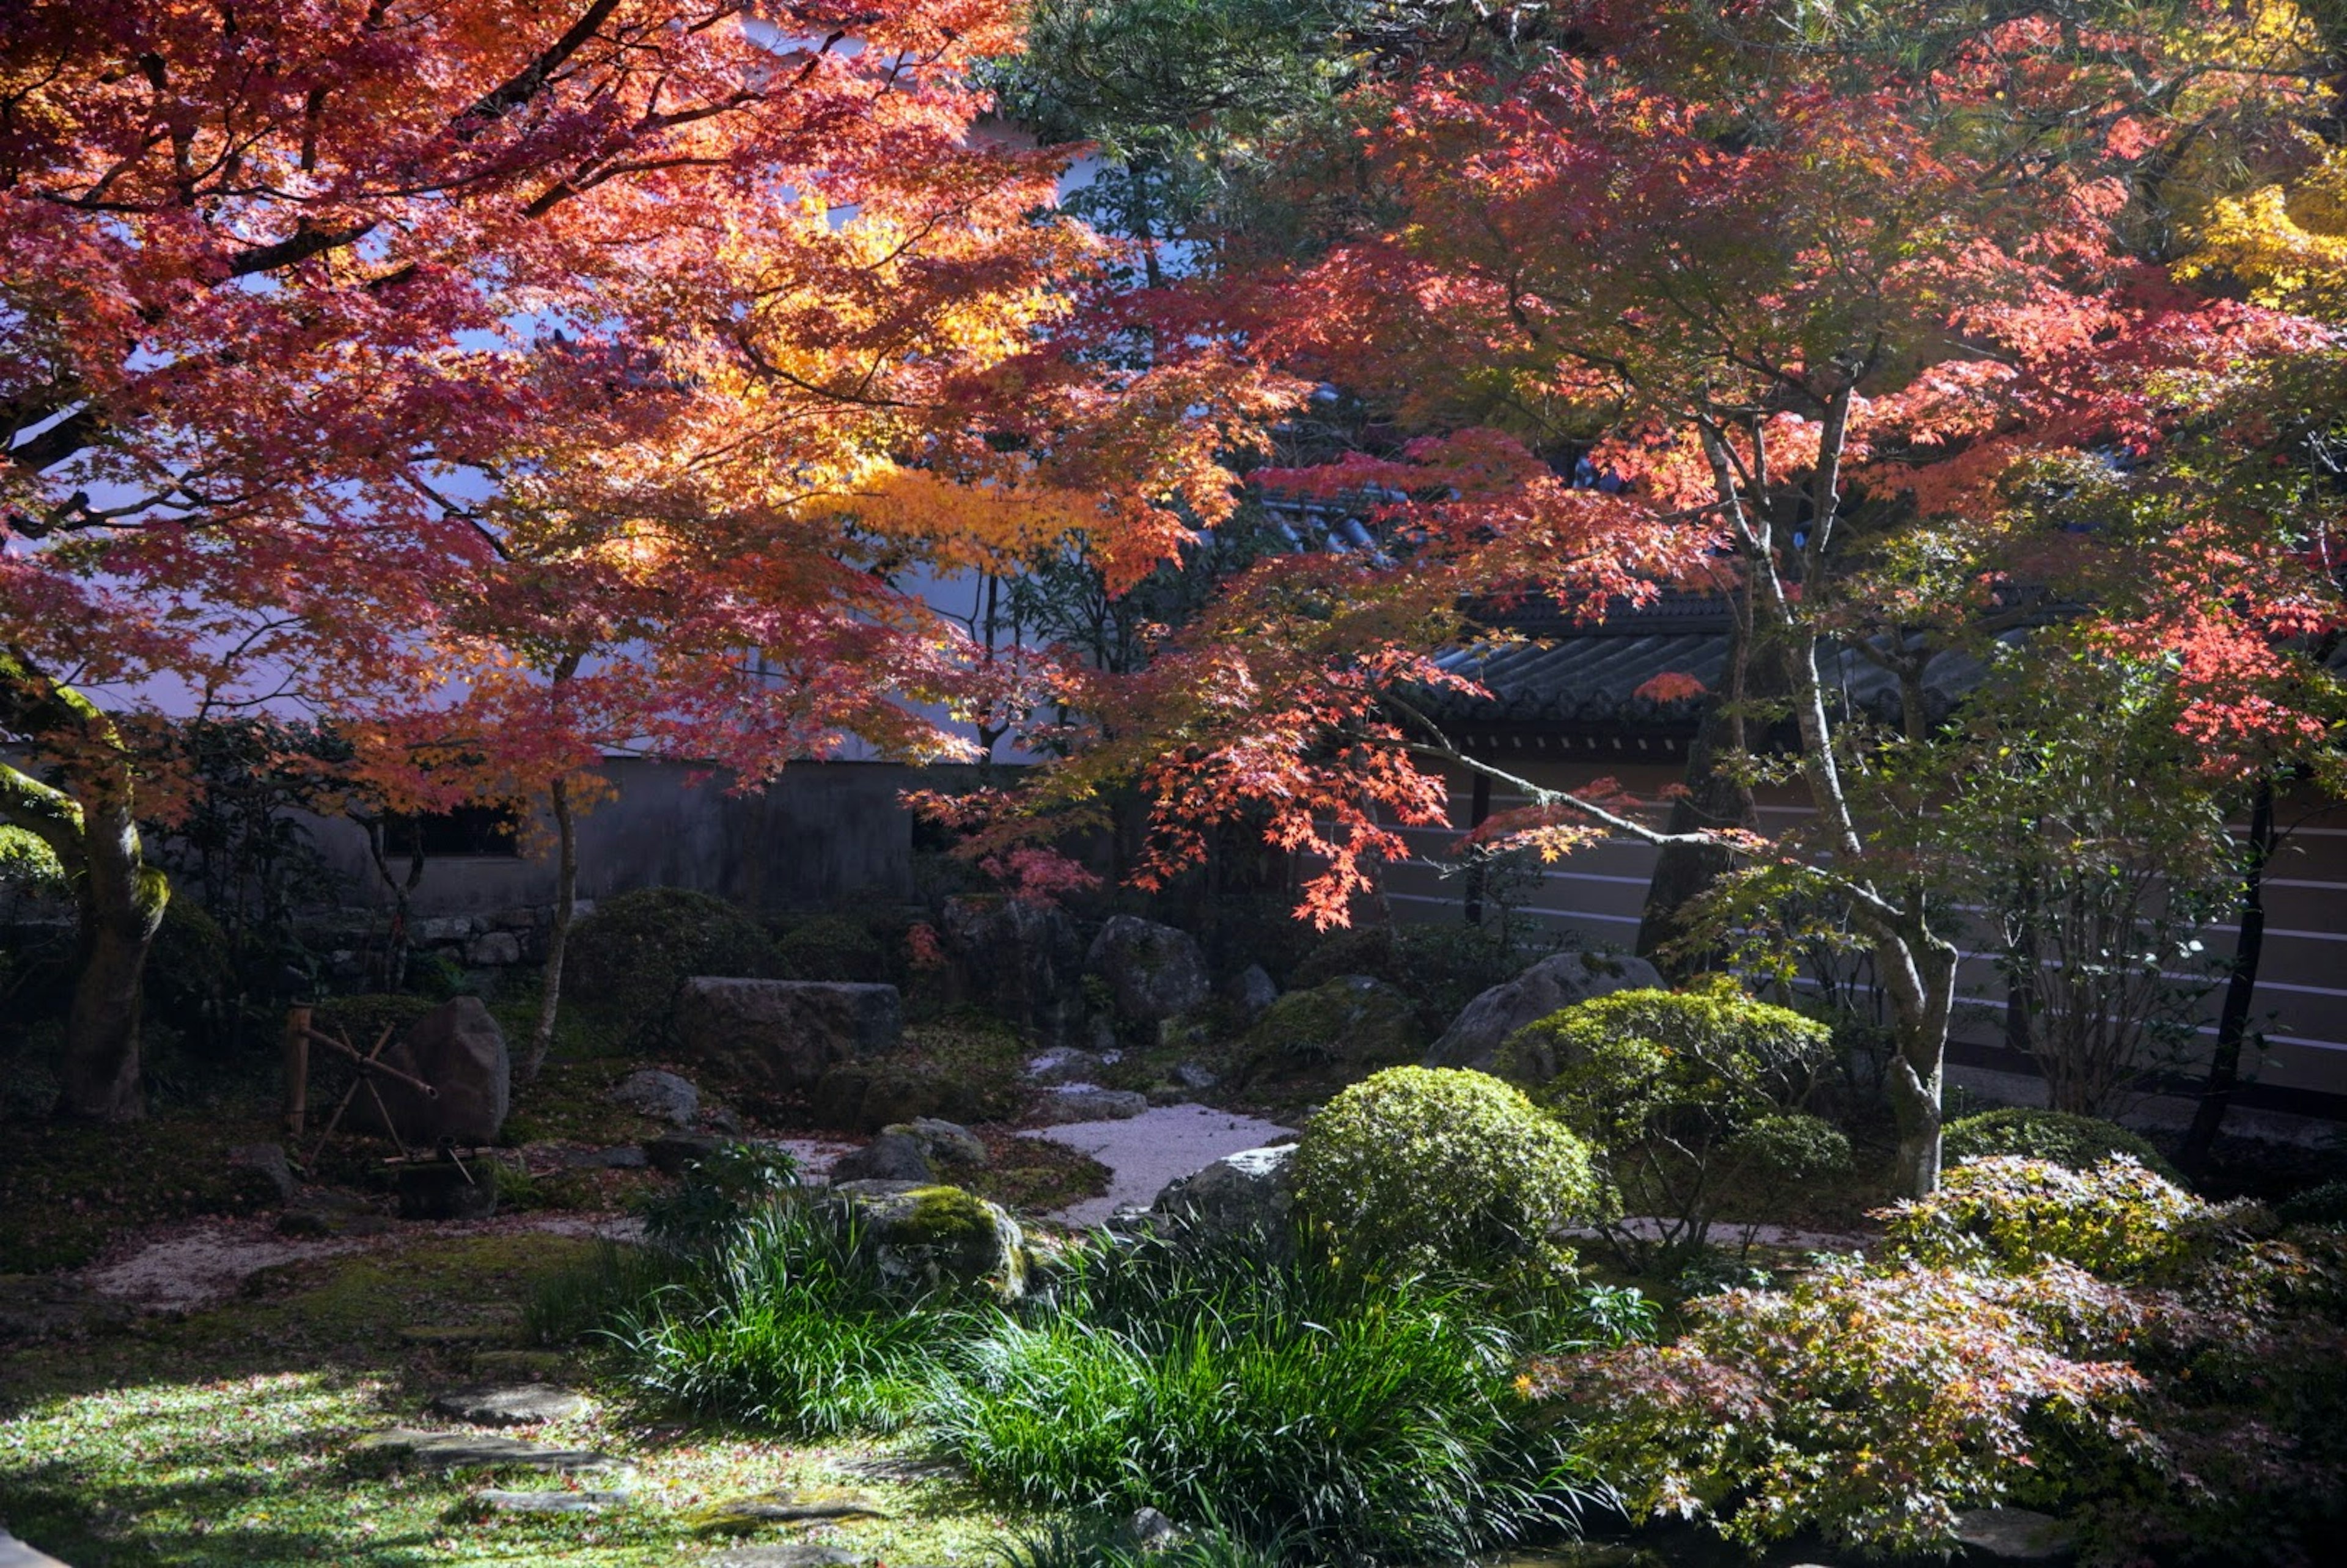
{"left": 565, "top": 887, "right": 782, "bottom": 1048}
{"left": 1943, "top": 1108, "right": 2186, "bottom": 1187}
{"left": 1291, "top": 1066, "right": 1598, "bottom": 1286}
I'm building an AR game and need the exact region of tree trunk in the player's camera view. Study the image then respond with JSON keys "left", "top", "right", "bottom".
{"left": 1637, "top": 606, "right": 1765, "bottom": 971}
{"left": 2180, "top": 774, "right": 2277, "bottom": 1175}
{"left": 56, "top": 779, "right": 169, "bottom": 1121}
{"left": 523, "top": 773, "right": 578, "bottom": 1084}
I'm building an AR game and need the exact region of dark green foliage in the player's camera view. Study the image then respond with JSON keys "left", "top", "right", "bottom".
{"left": 563, "top": 887, "right": 782, "bottom": 1049}
{"left": 2279, "top": 1178, "right": 2347, "bottom": 1227}
{"left": 1944, "top": 1107, "right": 2186, "bottom": 1187}
{"left": 1506, "top": 980, "right": 1838, "bottom": 1268}
{"left": 993, "top": 1513, "right": 1287, "bottom": 1568}
{"left": 1291, "top": 1066, "right": 1598, "bottom": 1292}
{"left": 636, "top": 1140, "right": 801, "bottom": 1251}
{"left": 774, "top": 910, "right": 891, "bottom": 984}
{"left": 1291, "top": 920, "right": 1554, "bottom": 1034}
{"left": 142, "top": 897, "right": 235, "bottom": 1056}
{"left": 935, "top": 1229, "right": 1600, "bottom": 1565}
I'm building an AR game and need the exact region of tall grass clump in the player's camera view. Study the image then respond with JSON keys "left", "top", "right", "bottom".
{"left": 994, "top": 1512, "right": 1289, "bottom": 1568}
{"left": 614, "top": 1196, "right": 976, "bottom": 1434}
{"left": 931, "top": 1229, "right": 1603, "bottom": 1564}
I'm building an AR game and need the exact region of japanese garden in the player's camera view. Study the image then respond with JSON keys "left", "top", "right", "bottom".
{"left": 6, "top": 4, "right": 2347, "bottom": 1566}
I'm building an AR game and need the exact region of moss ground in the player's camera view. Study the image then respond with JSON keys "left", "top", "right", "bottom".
{"left": 0, "top": 1228, "right": 1021, "bottom": 1567}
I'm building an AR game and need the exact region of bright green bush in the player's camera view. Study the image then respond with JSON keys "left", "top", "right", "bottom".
{"left": 1502, "top": 980, "right": 1837, "bottom": 1266}
{"left": 1944, "top": 1107, "right": 2186, "bottom": 1186}
{"left": 1291, "top": 1066, "right": 1598, "bottom": 1288}
{"left": 563, "top": 887, "right": 781, "bottom": 1049}
{"left": 933, "top": 1230, "right": 1596, "bottom": 1564}
{"left": 1882, "top": 1154, "right": 2214, "bottom": 1282}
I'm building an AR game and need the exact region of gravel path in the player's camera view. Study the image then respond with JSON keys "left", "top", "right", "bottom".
{"left": 1028, "top": 1102, "right": 1294, "bottom": 1227}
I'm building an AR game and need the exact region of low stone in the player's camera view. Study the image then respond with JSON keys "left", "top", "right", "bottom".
{"left": 353, "top": 1427, "right": 622, "bottom": 1473}
{"left": 479, "top": 1487, "right": 629, "bottom": 1514}
{"left": 414, "top": 915, "right": 477, "bottom": 943}
{"left": 0, "top": 1275, "right": 133, "bottom": 1342}
{"left": 1170, "top": 1061, "right": 1218, "bottom": 1092}
{"left": 430, "top": 1383, "right": 587, "bottom": 1426}
{"left": 703, "top": 1104, "right": 744, "bottom": 1135}
{"left": 1424, "top": 949, "right": 1666, "bottom": 1076}
{"left": 702, "top": 1548, "right": 867, "bottom": 1568}
{"left": 1953, "top": 1507, "right": 2076, "bottom": 1563}
{"left": 1239, "top": 975, "right": 1422, "bottom": 1086}
{"left": 355, "top": 995, "right": 512, "bottom": 1145}
{"left": 1150, "top": 1145, "right": 1298, "bottom": 1258}
{"left": 1085, "top": 915, "right": 1211, "bottom": 1024}
{"left": 826, "top": 1182, "right": 1026, "bottom": 1299}
{"left": 1125, "top": 1507, "right": 1180, "bottom": 1553}
{"left": 813, "top": 1058, "right": 1001, "bottom": 1133}
{"left": 891, "top": 1118, "right": 988, "bottom": 1168}
{"left": 691, "top": 1492, "right": 890, "bottom": 1534}
{"left": 645, "top": 1130, "right": 726, "bottom": 1174}
{"left": 1031, "top": 1086, "right": 1149, "bottom": 1124}
{"left": 466, "top": 930, "right": 524, "bottom": 966}
{"left": 828, "top": 1131, "right": 934, "bottom": 1184}
{"left": 1223, "top": 964, "right": 1279, "bottom": 1024}
{"left": 227, "top": 1142, "right": 297, "bottom": 1203}
{"left": 674, "top": 977, "right": 902, "bottom": 1097}
{"left": 1024, "top": 1047, "right": 1107, "bottom": 1085}
{"left": 609, "top": 1068, "right": 700, "bottom": 1126}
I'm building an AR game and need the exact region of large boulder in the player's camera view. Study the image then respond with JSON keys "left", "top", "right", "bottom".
{"left": 1423, "top": 950, "right": 1664, "bottom": 1075}
{"left": 359, "top": 996, "right": 510, "bottom": 1145}
{"left": 828, "top": 1131, "right": 935, "bottom": 1184}
{"left": 673, "top": 978, "right": 901, "bottom": 1096}
{"left": 1085, "top": 915, "right": 1210, "bottom": 1025}
{"left": 826, "top": 1181, "right": 1027, "bottom": 1299}
{"left": 1238, "top": 974, "right": 1422, "bottom": 1089}
{"left": 609, "top": 1068, "right": 699, "bottom": 1126}
{"left": 941, "top": 896, "right": 1085, "bottom": 1047}
{"left": 1148, "top": 1144, "right": 1297, "bottom": 1258}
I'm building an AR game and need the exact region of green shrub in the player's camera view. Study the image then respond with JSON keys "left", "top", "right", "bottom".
{"left": 2279, "top": 1178, "right": 2347, "bottom": 1228}
{"left": 1944, "top": 1107, "right": 2186, "bottom": 1185}
{"left": 637, "top": 1140, "right": 801, "bottom": 1250}
{"left": 993, "top": 1514, "right": 1285, "bottom": 1568}
{"left": 934, "top": 1230, "right": 1596, "bottom": 1564}
{"left": 1290, "top": 921, "right": 1555, "bottom": 1033}
{"left": 1882, "top": 1154, "right": 2222, "bottom": 1282}
{"left": 1504, "top": 980, "right": 1837, "bottom": 1267}
{"left": 1529, "top": 1255, "right": 2151, "bottom": 1557}
{"left": 563, "top": 887, "right": 781, "bottom": 1049}
{"left": 1291, "top": 1066, "right": 1597, "bottom": 1290}
{"left": 775, "top": 911, "right": 891, "bottom": 983}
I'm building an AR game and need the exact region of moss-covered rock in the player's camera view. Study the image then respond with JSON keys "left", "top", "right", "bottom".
{"left": 1234, "top": 973, "right": 1423, "bottom": 1098}
{"left": 828, "top": 1181, "right": 1026, "bottom": 1298}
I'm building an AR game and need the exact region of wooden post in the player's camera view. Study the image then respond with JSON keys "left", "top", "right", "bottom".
{"left": 281, "top": 1003, "right": 311, "bottom": 1137}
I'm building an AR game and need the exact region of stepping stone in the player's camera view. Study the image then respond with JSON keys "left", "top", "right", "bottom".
{"left": 703, "top": 1548, "right": 867, "bottom": 1568}
{"left": 830, "top": 1453, "right": 965, "bottom": 1483}
{"left": 478, "top": 1487, "right": 631, "bottom": 1514}
{"left": 353, "top": 1427, "right": 624, "bottom": 1473}
{"left": 691, "top": 1493, "right": 889, "bottom": 1534}
{"left": 430, "top": 1383, "right": 587, "bottom": 1425}
{"left": 1954, "top": 1507, "right": 2076, "bottom": 1562}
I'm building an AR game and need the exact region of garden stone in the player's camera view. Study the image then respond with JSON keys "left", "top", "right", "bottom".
{"left": 1424, "top": 950, "right": 1666, "bottom": 1075}
{"left": 466, "top": 930, "right": 523, "bottom": 966}
{"left": 355, "top": 995, "right": 511, "bottom": 1145}
{"left": 815, "top": 1058, "right": 996, "bottom": 1132}
{"left": 480, "top": 1488, "right": 630, "bottom": 1513}
{"left": 1085, "top": 915, "right": 1211, "bottom": 1024}
{"left": 1240, "top": 975, "right": 1422, "bottom": 1084}
{"left": 1224, "top": 964, "right": 1279, "bottom": 1023}
{"left": 610, "top": 1068, "right": 700, "bottom": 1126}
{"left": 353, "top": 1427, "right": 623, "bottom": 1473}
{"left": 1024, "top": 1047, "right": 1108, "bottom": 1085}
{"left": 562, "top": 1145, "right": 648, "bottom": 1170}
{"left": 1171, "top": 1061, "right": 1218, "bottom": 1092}
{"left": 891, "top": 1117, "right": 988, "bottom": 1167}
{"left": 1125, "top": 1508, "right": 1180, "bottom": 1552}
{"left": 826, "top": 1181, "right": 1027, "bottom": 1299}
{"left": 415, "top": 915, "right": 476, "bottom": 943}
{"left": 674, "top": 977, "right": 902, "bottom": 1096}
{"left": 0, "top": 1275, "right": 132, "bottom": 1341}
{"left": 702, "top": 1548, "right": 867, "bottom": 1568}
{"left": 1149, "top": 1145, "right": 1297, "bottom": 1259}
{"left": 828, "top": 1131, "right": 935, "bottom": 1184}
{"left": 1953, "top": 1508, "right": 2076, "bottom": 1563}
{"left": 227, "top": 1142, "right": 297, "bottom": 1203}
{"left": 1032, "top": 1086, "right": 1149, "bottom": 1123}
{"left": 941, "top": 896, "right": 1085, "bottom": 1047}
{"left": 430, "top": 1383, "right": 587, "bottom": 1426}
{"left": 692, "top": 1492, "right": 890, "bottom": 1532}
{"left": 645, "top": 1130, "right": 726, "bottom": 1174}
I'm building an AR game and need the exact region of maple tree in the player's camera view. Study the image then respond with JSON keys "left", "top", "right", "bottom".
{"left": 0, "top": 0, "right": 1279, "bottom": 1119}
{"left": 968, "top": 0, "right": 2345, "bottom": 1196}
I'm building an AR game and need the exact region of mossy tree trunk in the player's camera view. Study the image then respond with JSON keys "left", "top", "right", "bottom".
{"left": 1, "top": 653, "right": 170, "bottom": 1121}
{"left": 523, "top": 771, "right": 578, "bottom": 1085}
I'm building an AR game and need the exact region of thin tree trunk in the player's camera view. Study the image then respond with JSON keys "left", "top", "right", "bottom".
{"left": 2181, "top": 774, "right": 2276, "bottom": 1174}
{"left": 523, "top": 772, "right": 578, "bottom": 1083}
{"left": 1637, "top": 601, "right": 1763, "bottom": 971}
